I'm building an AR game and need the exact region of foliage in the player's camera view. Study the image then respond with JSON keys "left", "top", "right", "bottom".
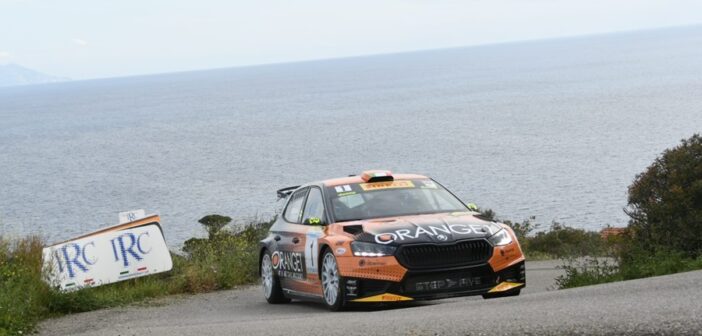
{"left": 502, "top": 217, "right": 538, "bottom": 243}
{"left": 556, "top": 251, "right": 702, "bottom": 289}
{"left": 626, "top": 134, "right": 702, "bottom": 258}
{"left": 555, "top": 257, "right": 621, "bottom": 289}
{"left": 527, "top": 222, "right": 608, "bottom": 258}
{"left": 197, "top": 214, "right": 233, "bottom": 239}
{"left": 558, "top": 134, "right": 702, "bottom": 289}
{"left": 617, "top": 247, "right": 702, "bottom": 280}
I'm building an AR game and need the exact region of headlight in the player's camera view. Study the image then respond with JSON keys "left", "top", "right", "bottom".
{"left": 351, "top": 241, "right": 397, "bottom": 257}
{"left": 488, "top": 229, "right": 513, "bottom": 246}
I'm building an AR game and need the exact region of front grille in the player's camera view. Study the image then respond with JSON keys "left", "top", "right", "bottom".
{"left": 396, "top": 239, "right": 493, "bottom": 269}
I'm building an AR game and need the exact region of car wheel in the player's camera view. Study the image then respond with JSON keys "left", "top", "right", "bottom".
{"left": 482, "top": 289, "right": 521, "bottom": 299}
{"left": 321, "top": 249, "right": 345, "bottom": 311}
{"left": 261, "top": 251, "right": 290, "bottom": 304}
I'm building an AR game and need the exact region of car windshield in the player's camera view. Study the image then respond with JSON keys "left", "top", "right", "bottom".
{"left": 326, "top": 179, "right": 468, "bottom": 222}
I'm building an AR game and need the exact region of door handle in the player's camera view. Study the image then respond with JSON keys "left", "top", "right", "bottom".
{"left": 292, "top": 237, "right": 300, "bottom": 244}
{"left": 274, "top": 235, "right": 281, "bottom": 241}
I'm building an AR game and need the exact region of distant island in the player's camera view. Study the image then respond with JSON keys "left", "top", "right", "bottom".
{"left": 0, "top": 63, "right": 68, "bottom": 87}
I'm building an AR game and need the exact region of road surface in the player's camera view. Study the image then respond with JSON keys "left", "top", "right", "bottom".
{"left": 38, "top": 260, "right": 702, "bottom": 335}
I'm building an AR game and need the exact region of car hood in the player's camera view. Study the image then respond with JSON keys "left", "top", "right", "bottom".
{"left": 346, "top": 212, "right": 503, "bottom": 245}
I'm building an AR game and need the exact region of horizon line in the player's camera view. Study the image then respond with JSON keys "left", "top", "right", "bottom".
{"left": 3, "top": 22, "right": 701, "bottom": 87}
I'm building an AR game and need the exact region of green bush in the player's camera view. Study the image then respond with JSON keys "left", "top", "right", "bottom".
{"left": 557, "top": 134, "right": 702, "bottom": 289}
{"left": 626, "top": 134, "right": 702, "bottom": 258}
{"left": 527, "top": 222, "right": 608, "bottom": 258}
{"left": 0, "top": 237, "right": 48, "bottom": 335}
{"left": 618, "top": 247, "right": 702, "bottom": 280}
{"left": 555, "top": 257, "right": 621, "bottom": 289}
{"left": 502, "top": 217, "right": 538, "bottom": 243}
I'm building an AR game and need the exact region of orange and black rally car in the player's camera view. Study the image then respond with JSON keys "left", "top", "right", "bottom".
{"left": 259, "top": 170, "right": 525, "bottom": 310}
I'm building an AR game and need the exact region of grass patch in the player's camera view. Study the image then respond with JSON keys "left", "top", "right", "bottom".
{"left": 556, "top": 250, "right": 702, "bottom": 289}
{"left": 0, "top": 217, "right": 272, "bottom": 336}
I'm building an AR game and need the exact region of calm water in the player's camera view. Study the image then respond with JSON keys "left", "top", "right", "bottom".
{"left": 1, "top": 26, "right": 701, "bottom": 245}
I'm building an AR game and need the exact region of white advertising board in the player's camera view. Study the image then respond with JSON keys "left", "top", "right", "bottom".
{"left": 42, "top": 223, "right": 173, "bottom": 291}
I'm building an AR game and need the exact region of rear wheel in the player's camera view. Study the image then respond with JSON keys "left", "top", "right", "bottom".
{"left": 482, "top": 289, "right": 521, "bottom": 299}
{"left": 321, "top": 249, "right": 345, "bottom": 311}
{"left": 261, "top": 251, "right": 290, "bottom": 304}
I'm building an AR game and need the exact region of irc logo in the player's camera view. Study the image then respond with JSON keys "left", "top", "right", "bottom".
{"left": 110, "top": 232, "right": 152, "bottom": 267}
{"left": 53, "top": 231, "right": 153, "bottom": 279}
{"left": 54, "top": 242, "right": 98, "bottom": 279}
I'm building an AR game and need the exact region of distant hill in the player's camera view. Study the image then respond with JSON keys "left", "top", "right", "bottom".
{"left": 0, "top": 64, "right": 68, "bottom": 87}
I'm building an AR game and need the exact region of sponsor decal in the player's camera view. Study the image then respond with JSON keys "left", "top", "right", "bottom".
{"left": 42, "top": 223, "right": 172, "bottom": 291}
{"left": 118, "top": 209, "right": 147, "bottom": 224}
{"left": 352, "top": 293, "right": 413, "bottom": 302}
{"left": 488, "top": 281, "right": 524, "bottom": 293}
{"left": 335, "top": 247, "right": 346, "bottom": 255}
{"left": 345, "top": 279, "right": 358, "bottom": 297}
{"left": 271, "top": 251, "right": 305, "bottom": 280}
{"left": 359, "top": 180, "right": 414, "bottom": 191}
{"left": 334, "top": 185, "right": 353, "bottom": 193}
{"left": 358, "top": 259, "right": 386, "bottom": 267}
{"left": 305, "top": 231, "right": 321, "bottom": 275}
{"left": 374, "top": 223, "right": 497, "bottom": 244}
{"left": 413, "top": 276, "right": 482, "bottom": 292}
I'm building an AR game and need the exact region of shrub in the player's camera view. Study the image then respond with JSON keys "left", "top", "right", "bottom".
{"left": 198, "top": 214, "right": 233, "bottom": 239}
{"left": 555, "top": 257, "right": 621, "bottom": 289}
{"left": 557, "top": 134, "right": 702, "bottom": 289}
{"left": 527, "top": 222, "right": 608, "bottom": 258}
{"left": 626, "top": 134, "right": 702, "bottom": 258}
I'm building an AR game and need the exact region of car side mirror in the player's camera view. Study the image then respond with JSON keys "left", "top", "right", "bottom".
{"left": 303, "top": 217, "right": 325, "bottom": 226}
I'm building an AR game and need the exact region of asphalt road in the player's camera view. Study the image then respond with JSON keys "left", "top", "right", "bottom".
{"left": 39, "top": 260, "right": 702, "bottom": 335}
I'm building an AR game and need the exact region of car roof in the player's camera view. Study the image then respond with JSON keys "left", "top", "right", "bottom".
{"left": 321, "top": 173, "right": 428, "bottom": 187}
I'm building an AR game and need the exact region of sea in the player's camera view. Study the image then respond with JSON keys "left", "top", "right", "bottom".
{"left": 1, "top": 26, "right": 701, "bottom": 246}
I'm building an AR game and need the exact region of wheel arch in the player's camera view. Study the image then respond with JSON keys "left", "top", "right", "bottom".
{"left": 317, "top": 243, "right": 331, "bottom": 278}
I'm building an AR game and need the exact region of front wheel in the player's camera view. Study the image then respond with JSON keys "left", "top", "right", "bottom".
{"left": 261, "top": 251, "right": 290, "bottom": 304}
{"left": 321, "top": 249, "right": 345, "bottom": 311}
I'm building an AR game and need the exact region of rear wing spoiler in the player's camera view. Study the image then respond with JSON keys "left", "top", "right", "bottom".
{"left": 277, "top": 185, "right": 300, "bottom": 199}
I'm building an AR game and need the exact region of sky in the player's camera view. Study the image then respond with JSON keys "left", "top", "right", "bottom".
{"left": 1, "top": 0, "right": 702, "bottom": 80}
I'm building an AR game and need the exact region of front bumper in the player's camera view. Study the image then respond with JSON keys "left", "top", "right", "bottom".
{"left": 344, "top": 260, "right": 525, "bottom": 302}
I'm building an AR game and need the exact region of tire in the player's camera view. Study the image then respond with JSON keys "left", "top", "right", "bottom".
{"left": 261, "top": 251, "right": 290, "bottom": 304}
{"left": 320, "top": 249, "right": 346, "bottom": 311}
{"left": 482, "top": 289, "right": 521, "bottom": 299}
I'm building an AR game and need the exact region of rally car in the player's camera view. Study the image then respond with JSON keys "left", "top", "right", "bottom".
{"left": 259, "top": 170, "right": 525, "bottom": 310}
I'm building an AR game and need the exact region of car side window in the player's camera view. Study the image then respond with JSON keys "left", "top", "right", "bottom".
{"left": 302, "top": 187, "right": 325, "bottom": 224}
{"left": 284, "top": 188, "right": 308, "bottom": 223}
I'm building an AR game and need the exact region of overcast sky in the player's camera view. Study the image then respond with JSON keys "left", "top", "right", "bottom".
{"left": 1, "top": 0, "right": 701, "bottom": 80}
